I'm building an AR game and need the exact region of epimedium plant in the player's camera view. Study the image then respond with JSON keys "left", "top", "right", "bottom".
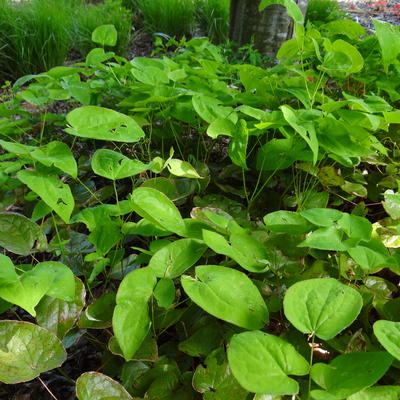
{"left": 0, "top": 1, "right": 400, "bottom": 398}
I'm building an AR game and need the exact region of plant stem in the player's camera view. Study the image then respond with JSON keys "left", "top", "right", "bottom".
{"left": 38, "top": 376, "right": 58, "bottom": 400}
{"left": 308, "top": 334, "right": 315, "bottom": 399}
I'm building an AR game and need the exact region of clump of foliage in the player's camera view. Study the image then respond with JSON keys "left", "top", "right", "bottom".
{"left": 0, "top": 0, "right": 132, "bottom": 82}
{"left": 306, "top": 0, "right": 346, "bottom": 25}
{"left": 195, "top": 0, "right": 230, "bottom": 43}
{"left": 137, "top": 0, "right": 196, "bottom": 38}
{"left": 0, "top": 0, "right": 72, "bottom": 81}
{"left": 1, "top": 0, "right": 400, "bottom": 398}
{"left": 70, "top": 0, "right": 132, "bottom": 57}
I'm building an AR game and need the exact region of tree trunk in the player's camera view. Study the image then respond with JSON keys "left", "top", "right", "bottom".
{"left": 229, "top": 0, "right": 308, "bottom": 58}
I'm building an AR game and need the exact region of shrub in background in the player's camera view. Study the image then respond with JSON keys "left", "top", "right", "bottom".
{"left": 138, "top": 0, "right": 195, "bottom": 38}
{"left": 195, "top": 0, "right": 230, "bottom": 43}
{"left": 305, "top": 0, "right": 345, "bottom": 25}
{"left": 0, "top": 0, "right": 72, "bottom": 81}
{"left": 70, "top": 0, "right": 132, "bottom": 57}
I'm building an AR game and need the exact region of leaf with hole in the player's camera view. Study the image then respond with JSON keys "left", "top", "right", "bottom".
{"left": 65, "top": 106, "right": 144, "bottom": 142}
{"left": 91, "top": 149, "right": 150, "bottom": 180}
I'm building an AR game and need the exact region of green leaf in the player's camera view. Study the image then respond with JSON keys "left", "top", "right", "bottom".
{"left": 311, "top": 352, "right": 393, "bottom": 398}
{"left": 0, "top": 256, "right": 75, "bottom": 317}
{"left": 373, "top": 20, "right": 400, "bottom": 73}
{"left": 91, "top": 24, "right": 118, "bottom": 47}
{"left": 149, "top": 238, "right": 207, "bottom": 278}
{"left": 66, "top": 106, "right": 144, "bottom": 142}
{"left": 91, "top": 149, "right": 150, "bottom": 180}
{"left": 321, "top": 40, "right": 364, "bottom": 74}
{"left": 263, "top": 211, "right": 313, "bottom": 234}
{"left": 31, "top": 141, "right": 77, "bottom": 178}
{"left": 113, "top": 267, "right": 157, "bottom": 360}
{"left": 259, "top": 0, "right": 304, "bottom": 23}
{"left": 228, "top": 120, "right": 248, "bottom": 169}
{"left": 36, "top": 277, "right": 85, "bottom": 339}
{"left": 299, "top": 227, "right": 349, "bottom": 251}
{"left": 348, "top": 239, "right": 392, "bottom": 273}
{"left": 299, "top": 208, "right": 343, "bottom": 227}
{"left": 283, "top": 278, "right": 362, "bottom": 340}
{"left": 0, "top": 212, "right": 42, "bottom": 255}
{"left": 337, "top": 213, "right": 372, "bottom": 242}
{"left": 202, "top": 230, "right": 271, "bottom": 273}
{"left": 0, "top": 140, "right": 77, "bottom": 178}
{"left": 348, "top": 386, "right": 400, "bottom": 400}
{"left": 228, "top": 330, "right": 309, "bottom": 395}
{"left": 179, "top": 321, "right": 222, "bottom": 357}
{"left": 373, "top": 320, "right": 400, "bottom": 360}
{"left": 193, "top": 349, "right": 249, "bottom": 400}
{"left": 341, "top": 181, "right": 368, "bottom": 198}
{"left": 154, "top": 278, "right": 175, "bottom": 308}
{"left": 0, "top": 321, "right": 67, "bottom": 384}
{"left": 256, "top": 137, "right": 312, "bottom": 171}
{"left": 79, "top": 292, "right": 115, "bottom": 329}
{"left": 109, "top": 334, "right": 158, "bottom": 361}
{"left": 383, "top": 190, "right": 400, "bottom": 219}
{"left": 321, "top": 20, "right": 366, "bottom": 40}
{"left": 17, "top": 170, "right": 74, "bottom": 223}
{"left": 207, "top": 118, "right": 236, "bottom": 139}
{"left": 181, "top": 265, "right": 268, "bottom": 330}
{"left": 166, "top": 159, "right": 201, "bottom": 178}
{"left": 192, "top": 95, "right": 237, "bottom": 124}
{"left": 130, "top": 187, "right": 186, "bottom": 235}
{"left": 281, "top": 106, "right": 319, "bottom": 164}
{"left": 76, "top": 372, "right": 133, "bottom": 400}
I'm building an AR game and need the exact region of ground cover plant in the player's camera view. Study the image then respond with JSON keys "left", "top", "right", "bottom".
{"left": 1, "top": 1, "right": 400, "bottom": 398}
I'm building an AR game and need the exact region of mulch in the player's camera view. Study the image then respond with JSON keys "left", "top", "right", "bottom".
{"left": 338, "top": 0, "right": 400, "bottom": 31}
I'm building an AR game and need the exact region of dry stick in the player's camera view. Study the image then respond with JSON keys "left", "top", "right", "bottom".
{"left": 37, "top": 376, "right": 59, "bottom": 400}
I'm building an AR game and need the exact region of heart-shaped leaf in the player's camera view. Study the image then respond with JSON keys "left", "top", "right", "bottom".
{"left": 17, "top": 170, "right": 74, "bottom": 223}
{"left": 181, "top": 265, "right": 268, "bottom": 330}
{"left": 76, "top": 372, "right": 133, "bottom": 400}
{"left": 202, "top": 230, "right": 271, "bottom": 273}
{"left": 193, "top": 349, "right": 249, "bottom": 400}
{"left": 0, "top": 212, "right": 42, "bottom": 255}
{"left": 0, "top": 256, "right": 75, "bottom": 316}
{"left": 228, "top": 330, "right": 309, "bottom": 395}
{"left": 91, "top": 24, "right": 118, "bottom": 47}
{"left": 374, "top": 320, "right": 400, "bottom": 360}
{"left": 263, "top": 210, "right": 313, "bottom": 234}
{"left": 311, "top": 352, "right": 393, "bottom": 398}
{"left": 149, "top": 238, "right": 207, "bottom": 278}
{"left": 283, "top": 278, "right": 362, "bottom": 340}
{"left": 36, "top": 277, "right": 86, "bottom": 339}
{"left": 0, "top": 321, "right": 67, "bottom": 384}
{"left": 91, "top": 149, "right": 150, "bottom": 180}
{"left": 66, "top": 106, "right": 144, "bottom": 142}
{"left": 130, "top": 187, "right": 186, "bottom": 235}
{"left": 113, "top": 267, "right": 157, "bottom": 360}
